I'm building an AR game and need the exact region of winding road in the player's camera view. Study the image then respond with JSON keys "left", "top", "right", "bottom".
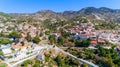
{"left": 4, "top": 44, "right": 99, "bottom": 67}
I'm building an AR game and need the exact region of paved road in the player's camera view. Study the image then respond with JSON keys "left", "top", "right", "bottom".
{"left": 4, "top": 47, "right": 45, "bottom": 67}
{"left": 60, "top": 46, "right": 111, "bottom": 50}
{"left": 4, "top": 44, "right": 99, "bottom": 67}
{"left": 12, "top": 49, "right": 44, "bottom": 67}
{"left": 60, "top": 47, "right": 84, "bottom": 49}
{"left": 4, "top": 61, "right": 12, "bottom": 67}
{"left": 12, "top": 53, "right": 39, "bottom": 67}
{"left": 55, "top": 46, "right": 99, "bottom": 67}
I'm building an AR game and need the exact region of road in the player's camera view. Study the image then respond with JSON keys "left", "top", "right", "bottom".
{"left": 12, "top": 50, "right": 43, "bottom": 67}
{"left": 54, "top": 46, "right": 99, "bottom": 67}
{"left": 4, "top": 44, "right": 99, "bottom": 67}
{"left": 60, "top": 46, "right": 111, "bottom": 50}
{"left": 4, "top": 46, "right": 45, "bottom": 67}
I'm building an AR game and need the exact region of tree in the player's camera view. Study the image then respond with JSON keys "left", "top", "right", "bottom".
{"left": 82, "top": 63, "right": 88, "bottom": 67}
{"left": 81, "top": 18, "right": 88, "bottom": 23}
{"left": 21, "top": 41, "right": 24, "bottom": 46}
{"left": 0, "top": 38, "right": 12, "bottom": 44}
{"left": 75, "top": 39, "right": 90, "bottom": 47}
{"left": 26, "top": 33, "right": 32, "bottom": 42}
{"left": 33, "top": 63, "right": 39, "bottom": 67}
{"left": 54, "top": 55, "right": 65, "bottom": 67}
{"left": 21, "top": 60, "right": 32, "bottom": 67}
{"left": 32, "top": 36, "right": 40, "bottom": 44}
{"left": 0, "top": 51, "right": 3, "bottom": 55}
{"left": 0, "top": 63, "right": 6, "bottom": 67}
{"left": 49, "top": 35, "right": 56, "bottom": 45}
{"left": 82, "top": 39, "right": 90, "bottom": 47}
{"left": 61, "top": 30, "right": 70, "bottom": 38}
{"left": 57, "top": 36, "right": 64, "bottom": 45}
{"left": 9, "top": 31, "right": 21, "bottom": 39}
{"left": 0, "top": 32, "right": 7, "bottom": 37}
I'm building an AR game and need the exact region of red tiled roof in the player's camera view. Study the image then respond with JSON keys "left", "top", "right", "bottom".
{"left": 12, "top": 42, "right": 29, "bottom": 49}
{"left": 91, "top": 41, "right": 97, "bottom": 44}
{"left": 80, "top": 33, "right": 89, "bottom": 37}
{"left": 98, "top": 39, "right": 105, "bottom": 43}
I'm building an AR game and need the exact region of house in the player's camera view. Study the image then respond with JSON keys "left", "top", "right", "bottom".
{"left": 98, "top": 39, "right": 105, "bottom": 45}
{"left": 90, "top": 37, "right": 105, "bottom": 46}
{"left": 79, "top": 32, "right": 89, "bottom": 40}
{"left": 0, "top": 45, "right": 12, "bottom": 56}
{"left": 80, "top": 23, "right": 88, "bottom": 28}
{"left": 90, "top": 37, "right": 97, "bottom": 47}
{"left": 12, "top": 41, "right": 30, "bottom": 51}
{"left": 90, "top": 41, "right": 97, "bottom": 47}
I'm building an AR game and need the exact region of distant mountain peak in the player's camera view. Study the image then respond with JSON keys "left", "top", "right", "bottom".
{"left": 37, "top": 10, "right": 55, "bottom": 14}
{"left": 79, "top": 7, "right": 98, "bottom": 15}
{"left": 99, "top": 7, "right": 112, "bottom": 10}
{"left": 4, "top": 7, "right": 120, "bottom": 23}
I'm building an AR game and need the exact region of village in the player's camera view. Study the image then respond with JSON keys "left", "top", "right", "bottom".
{"left": 52, "top": 21, "right": 120, "bottom": 53}
{"left": 0, "top": 22, "right": 46, "bottom": 67}
{"left": 0, "top": 20, "right": 120, "bottom": 67}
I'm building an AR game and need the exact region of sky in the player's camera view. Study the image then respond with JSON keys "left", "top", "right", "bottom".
{"left": 0, "top": 0, "right": 120, "bottom": 13}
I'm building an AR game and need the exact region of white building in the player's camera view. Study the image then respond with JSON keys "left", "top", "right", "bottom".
{"left": 0, "top": 45, "right": 12, "bottom": 56}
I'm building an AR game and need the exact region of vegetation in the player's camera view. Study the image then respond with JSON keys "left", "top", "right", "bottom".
{"left": 75, "top": 39, "right": 90, "bottom": 47}
{"left": 1, "top": 7, "right": 120, "bottom": 67}
{"left": 0, "top": 12, "right": 13, "bottom": 22}
{"left": 48, "top": 30, "right": 91, "bottom": 47}
{"left": 0, "top": 63, "right": 6, "bottom": 67}
{"left": 32, "top": 36, "right": 40, "bottom": 44}
{"left": 82, "top": 63, "right": 88, "bottom": 67}
{"left": 26, "top": 33, "right": 32, "bottom": 42}
{"left": 20, "top": 53, "right": 81, "bottom": 67}
{"left": 21, "top": 60, "right": 32, "bottom": 67}
{"left": 66, "top": 45, "right": 120, "bottom": 67}
{"left": 44, "top": 53, "right": 81, "bottom": 67}
{"left": 6, "top": 55, "right": 13, "bottom": 59}
{"left": 0, "top": 32, "right": 9, "bottom": 37}
{"left": 0, "top": 38, "right": 12, "bottom": 44}
{"left": 49, "top": 35, "right": 56, "bottom": 44}
{"left": 54, "top": 54, "right": 81, "bottom": 67}
{"left": 9, "top": 31, "right": 21, "bottom": 39}
{"left": 93, "top": 20, "right": 120, "bottom": 30}
{"left": 0, "top": 51, "right": 3, "bottom": 55}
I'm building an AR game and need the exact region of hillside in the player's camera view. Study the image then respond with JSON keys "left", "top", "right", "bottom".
{"left": 0, "top": 7, "right": 120, "bottom": 25}
{"left": 0, "top": 12, "right": 13, "bottom": 22}
{"left": 5, "top": 7, "right": 120, "bottom": 24}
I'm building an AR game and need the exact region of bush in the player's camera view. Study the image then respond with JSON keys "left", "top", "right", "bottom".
{"left": 75, "top": 39, "right": 90, "bottom": 47}
{"left": 0, "top": 38, "right": 12, "bottom": 44}
{"left": 32, "top": 36, "right": 40, "bottom": 44}
{"left": 9, "top": 31, "right": 21, "bottom": 39}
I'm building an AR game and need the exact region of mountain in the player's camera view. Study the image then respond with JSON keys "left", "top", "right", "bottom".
{"left": 60, "top": 7, "right": 120, "bottom": 22}
{"left": 10, "top": 10, "right": 66, "bottom": 23}
{"left": 61, "top": 7, "right": 120, "bottom": 23}
{"left": 2, "top": 7, "right": 120, "bottom": 23}
{"left": 34, "top": 10, "right": 66, "bottom": 21}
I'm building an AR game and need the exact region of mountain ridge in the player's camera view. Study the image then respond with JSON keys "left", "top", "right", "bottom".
{"left": 1, "top": 7, "right": 120, "bottom": 23}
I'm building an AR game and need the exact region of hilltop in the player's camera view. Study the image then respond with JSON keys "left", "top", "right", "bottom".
{"left": 3, "top": 7, "right": 119, "bottom": 23}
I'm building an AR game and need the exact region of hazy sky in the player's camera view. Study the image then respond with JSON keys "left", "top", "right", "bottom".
{"left": 0, "top": 0, "right": 120, "bottom": 13}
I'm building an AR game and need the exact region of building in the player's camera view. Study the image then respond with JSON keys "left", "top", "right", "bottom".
{"left": 0, "top": 45, "right": 12, "bottom": 56}
{"left": 12, "top": 41, "right": 30, "bottom": 51}
{"left": 98, "top": 39, "right": 105, "bottom": 45}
